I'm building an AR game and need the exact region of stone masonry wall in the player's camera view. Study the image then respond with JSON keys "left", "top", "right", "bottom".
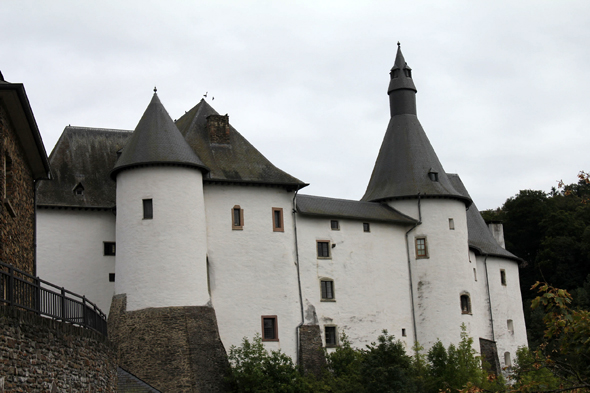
{"left": 299, "top": 325, "right": 326, "bottom": 377}
{"left": 0, "top": 306, "right": 117, "bottom": 392}
{"left": 109, "top": 294, "right": 231, "bottom": 393}
{"left": 0, "top": 103, "right": 36, "bottom": 275}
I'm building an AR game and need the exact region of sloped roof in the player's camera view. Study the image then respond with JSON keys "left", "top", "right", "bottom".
{"left": 0, "top": 80, "right": 50, "bottom": 179}
{"left": 37, "top": 127, "right": 131, "bottom": 208}
{"left": 297, "top": 194, "right": 417, "bottom": 224}
{"left": 362, "top": 114, "right": 471, "bottom": 206}
{"left": 447, "top": 174, "right": 521, "bottom": 263}
{"left": 388, "top": 45, "right": 417, "bottom": 93}
{"left": 111, "top": 93, "right": 207, "bottom": 179}
{"left": 175, "top": 99, "right": 306, "bottom": 190}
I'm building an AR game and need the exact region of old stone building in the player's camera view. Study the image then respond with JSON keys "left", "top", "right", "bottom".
{"left": 36, "top": 46, "right": 528, "bottom": 390}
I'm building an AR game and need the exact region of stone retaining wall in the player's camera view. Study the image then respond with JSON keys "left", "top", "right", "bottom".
{"left": 0, "top": 306, "right": 117, "bottom": 392}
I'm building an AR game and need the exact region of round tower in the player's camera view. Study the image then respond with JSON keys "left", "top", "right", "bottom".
{"left": 363, "top": 45, "right": 485, "bottom": 350}
{"left": 110, "top": 91, "right": 210, "bottom": 311}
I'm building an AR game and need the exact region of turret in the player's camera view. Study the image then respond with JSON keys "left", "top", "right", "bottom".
{"left": 111, "top": 90, "right": 210, "bottom": 311}
{"left": 388, "top": 43, "right": 417, "bottom": 117}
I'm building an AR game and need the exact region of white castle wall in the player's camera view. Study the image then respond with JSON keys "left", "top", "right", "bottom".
{"left": 390, "top": 198, "right": 478, "bottom": 349}
{"left": 115, "top": 166, "right": 209, "bottom": 311}
{"left": 485, "top": 255, "right": 528, "bottom": 367}
{"left": 37, "top": 209, "right": 116, "bottom": 314}
{"left": 204, "top": 184, "right": 301, "bottom": 357}
{"left": 296, "top": 215, "right": 415, "bottom": 350}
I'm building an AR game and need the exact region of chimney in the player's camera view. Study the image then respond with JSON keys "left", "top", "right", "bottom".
{"left": 488, "top": 222, "right": 505, "bottom": 249}
{"left": 207, "top": 114, "right": 230, "bottom": 144}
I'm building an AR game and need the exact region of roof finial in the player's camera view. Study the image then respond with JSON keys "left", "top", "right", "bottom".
{"left": 397, "top": 41, "right": 401, "bottom": 47}
{"left": 153, "top": 86, "right": 157, "bottom": 93}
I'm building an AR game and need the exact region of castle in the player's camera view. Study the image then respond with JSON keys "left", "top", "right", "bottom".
{"left": 35, "top": 46, "right": 527, "bottom": 390}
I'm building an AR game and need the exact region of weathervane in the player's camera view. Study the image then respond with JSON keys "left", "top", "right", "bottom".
{"left": 154, "top": 86, "right": 157, "bottom": 93}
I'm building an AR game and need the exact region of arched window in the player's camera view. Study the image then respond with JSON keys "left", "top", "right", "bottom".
{"left": 460, "top": 294, "right": 471, "bottom": 314}
{"left": 504, "top": 352, "right": 512, "bottom": 367}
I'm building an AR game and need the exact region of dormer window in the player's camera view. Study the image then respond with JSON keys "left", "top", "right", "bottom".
{"left": 392, "top": 69, "right": 400, "bottom": 79}
{"left": 404, "top": 68, "right": 412, "bottom": 78}
{"left": 73, "top": 183, "right": 84, "bottom": 196}
{"left": 428, "top": 170, "right": 439, "bottom": 182}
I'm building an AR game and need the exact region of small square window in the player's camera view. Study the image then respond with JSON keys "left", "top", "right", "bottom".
{"left": 500, "top": 269, "right": 507, "bottom": 286}
{"left": 232, "top": 205, "right": 244, "bottom": 230}
{"left": 317, "top": 241, "right": 330, "bottom": 258}
{"left": 415, "top": 237, "right": 428, "bottom": 258}
{"left": 449, "top": 218, "right": 455, "bottom": 230}
{"left": 272, "top": 207, "right": 284, "bottom": 232}
{"left": 363, "top": 223, "right": 370, "bottom": 232}
{"left": 104, "top": 242, "right": 116, "bottom": 256}
{"left": 330, "top": 220, "right": 339, "bottom": 230}
{"left": 320, "top": 279, "right": 335, "bottom": 301}
{"left": 109, "top": 273, "right": 115, "bottom": 282}
{"left": 261, "top": 316, "right": 278, "bottom": 341}
{"left": 325, "top": 326, "right": 338, "bottom": 347}
{"left": 143, "top": 199, "right": 153, "bottom": 219}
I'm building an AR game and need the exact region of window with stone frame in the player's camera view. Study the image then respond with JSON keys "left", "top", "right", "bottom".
{"left": 261, "top": 315, "right": 278, "bottom": 341}
{"left": 272, "top": 207, "right": 284, "bottom": 232}
{"left": 460, "top": 294, "right": 472, "bottom": 314}
{"left": 325, "top": 325, "right": 338, "bottom": 347}
{"left": 317, "top": 240, "right": 331, "bottom": 258}
{"left": 320, "top": 279, "right": 335, "bottom": 301}
{"left": 232, "top": 205, "right": 244, "bottom": 230}
{"left": 415, "top": 237, "right": 428, "bottom": 258}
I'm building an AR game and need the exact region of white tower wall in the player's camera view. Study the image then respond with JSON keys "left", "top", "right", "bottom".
{"left": 390, "top": 198, "right": 476, "bottom": 349}
{"left": 115, "top": 166, "right": 209, "bottom": 311}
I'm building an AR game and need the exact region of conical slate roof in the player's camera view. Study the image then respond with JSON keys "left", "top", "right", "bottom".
{"left": 447, "top": 174, "right": 521, "bottom": 263}
{"left": 175, "top": 99, "right": 306, "bottom": 190}
{"left": 388, "top": 44, "right": 417, "bottom": 93}
{"left": 362, "top": 47, "right": 471, "bottom": 206}
{"left": 111, "top": 93, "right": 207, "bottom": 179}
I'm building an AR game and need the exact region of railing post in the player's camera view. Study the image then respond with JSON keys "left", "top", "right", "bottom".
{"left": 35, "top": 277, "right": 41, "bottom": 315}
{"left": 8, "top": 266, "right": 14, "bottom": 307}
{"left": 61, "top": 287, "right": 66, "bottom": 322}
{"left": 82, "top": 296, "right": 87, "bottom": 328}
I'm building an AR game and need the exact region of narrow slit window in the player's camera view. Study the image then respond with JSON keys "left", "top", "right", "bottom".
{"left": 325, "top": 326, "right": 337, "bottom": 347}
{"left": 317, "top": 241, "right": 330, "bottom": 258}
{"left": 261, "top": 316, "right": 278, "bottom": 341}
{"left": 272, "top": 207, "right": 284, "bottom": 232}
{"left": 363, "top": 222, "right": 370, "bottom": 232}
{"left": 331, "top": 220, "right": 339, "bottom": 230}
{"left": 104, "top": 242, "right": 116, "bottom": 256}
{"left": 143, "top": 199, "right": 153, "bottom": 219}
{"left": 320, "top": 279, "right": 335, "bottom": 300}
{"left": 232, "top": 205, "right": 244, "bottom": 230}
{"left": 473, "top": 268, "right": 477, "bottom": 281}
{"left": 109, "top": 273, "right": 115, "bottom": 282}
{"left": 500, "top": 269, "right": 507, "bottom": 286}
{"left": 415, "top": 237, "right": 428, "bottom": 258}
{"left": 507, "top": 319, "right": 514, "bottom": 334}
{"left": 402, "top": 328, "right": 407, "bottom": 337}
{"left": 449, "top": 218, "right": 455, "bottom": 230}
{"left": 504, "top": 352, "right": 512, "bottom": 367}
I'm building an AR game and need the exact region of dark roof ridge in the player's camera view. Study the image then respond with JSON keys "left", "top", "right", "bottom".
{"left": 66, "top": 125, "right": 132, "bottom": 133}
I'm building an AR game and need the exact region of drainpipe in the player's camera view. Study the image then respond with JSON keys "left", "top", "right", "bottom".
{"left": 405, "top": 193, "right": 422, "bottom": 346}
{"left": 292, "top": 189, "right": 305, "bottom": 366}
{"left": 33, "top": 178, "right": 38, "bottom": 277}
{"left": 484, "top": 255, "right": 495, "bottom": 341}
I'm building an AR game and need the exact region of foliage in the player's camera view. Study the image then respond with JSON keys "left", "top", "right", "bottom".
{"left": 482, "top": 172, "right": 590, "bottom": 348}
{"left": 510, "top": 283, "right": 590, "bottom": 392}
{"left": 227, "top": 334, "right": 309, "bottom": 392}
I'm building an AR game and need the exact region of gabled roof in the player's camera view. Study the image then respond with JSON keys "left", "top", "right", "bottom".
{"left": 111, "top": 93, "right": 207, "bottom": 179}
{"left": 447, "top": 174, "right": 522, "bottom": 263}
{"left": 0, "top": 79, "right": 50, "bottom": 179}
{"left": 37, "top": 127, "right": 131, "bottom": 208}
{"left": 175, "top": 99, "right": 307, "bottom": 191}
{"left": 296, "top": 194, "right": 417, "bottom": 225}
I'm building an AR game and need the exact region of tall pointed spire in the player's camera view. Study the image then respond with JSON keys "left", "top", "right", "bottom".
{"left": 111, "top": 91, "right": 208, "bottom": 179}
{"left": 362, "top": 46, "right": 471, "bottom": 206}
{"left": 388, "top": 44, "right": 417, "bottom": 117}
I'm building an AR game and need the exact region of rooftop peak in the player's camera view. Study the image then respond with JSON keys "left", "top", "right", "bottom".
{"left": 388, "top": 45, "right": 416, "bottom": 94}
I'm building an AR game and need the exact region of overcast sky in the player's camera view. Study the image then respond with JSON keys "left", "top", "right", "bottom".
{"left": 2, "top": 1, "right": 589, "bottom": 210}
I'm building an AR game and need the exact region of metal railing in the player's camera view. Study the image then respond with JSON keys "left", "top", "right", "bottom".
{"left": 0, "top": 261, "right": 108, "bottom": 336}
